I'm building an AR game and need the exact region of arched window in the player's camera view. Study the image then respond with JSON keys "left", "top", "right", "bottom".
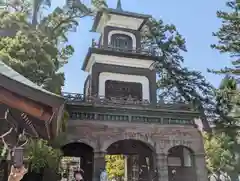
{"left": 110, "top": 34, "right": 133, "bottom": 50}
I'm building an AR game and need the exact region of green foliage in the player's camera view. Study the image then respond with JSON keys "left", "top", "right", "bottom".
{"left": 204, "top": 132, "right": 236, "bottom": 173}
{"left": 105, "top": 155, "right": 125, "bottom": 180}
{"left": 91, "top": 0, "right": 108, "bottom": 9}
{"left": 210, "top": 0, "right": 240, "bottom": 77}
{"left": 25, "top": 139, "right": 63, "bottom": 173}
{"left": 142, "top": 18, "right": 215, "bottom": 131}
{"left": 204, "top": 77, "right": 239, "bottom": 177}
{"left": 206, "top": 1, "right": 240, "bottom": 176}
{"left": 210, "top": 0, "right": 240, "bottom": 132}
{"left": 32, "top": 0, "right": 52, "bottom": 25}
{"left": 0, "top": 0, "right": 106, "bottom": 173}
{"left": 60, "top": 111, "right": 70, "bottom": 133}
{"left": 0, "top": 145, "right": 8, "bottom": 161}
{"left": 0, "top": 0, "right": 106, "bottom": 93}
{"left": 0, "top": 10, "right": 72, "bottom": 93}
{"left": 215, "top": 76, "right": 240, "bottom": 137}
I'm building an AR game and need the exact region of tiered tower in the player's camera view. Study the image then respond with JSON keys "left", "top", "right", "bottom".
{"left": 82, "top": 2, "right": 156, "bottom": 103}
{"left": 63, "top": 2, "right": 208, "bottom": 181}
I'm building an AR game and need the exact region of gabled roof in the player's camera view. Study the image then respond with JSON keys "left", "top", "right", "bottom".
{"left": 0, "top": 60, "right": 64, "bottom": 107}
{"left": 91, "top": 8, "right": 152, "bottom": 32}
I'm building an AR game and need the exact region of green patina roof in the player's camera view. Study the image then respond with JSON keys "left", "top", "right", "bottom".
{"left": 0, "top": 60, "right": 63, "bottom": 99}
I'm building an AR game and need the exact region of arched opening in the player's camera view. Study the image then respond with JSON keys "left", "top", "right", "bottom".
{"left": 106, "top": 139, "right": 156, "bottom": 181}
{"left": 110, "top": 34, "right": 133, "bottom": 50}
{"left": 167, "top": 146, "right": 196, "bottom": 181}
{"left": 61, "top": 142, "right": 94, "bottom": 181}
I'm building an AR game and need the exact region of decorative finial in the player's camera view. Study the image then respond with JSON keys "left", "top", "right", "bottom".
{"left": 116, "top": 0, "right": 123, "bottom": 11}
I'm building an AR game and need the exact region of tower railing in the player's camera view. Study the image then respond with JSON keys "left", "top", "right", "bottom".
{"left": 91, "top": 39, "right": 156, "bottom": 56}
{"left": 62, "top": 92, "right": 194, "bottom": 111}
{"left": 63, "top": 93, "right": 197, "bottom": 125}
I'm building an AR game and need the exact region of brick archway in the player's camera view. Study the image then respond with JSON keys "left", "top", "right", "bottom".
{"left": 61, "top": 141, "right": 95, "bottom": 181}
{"left": 162, "top": 141, "right": 203, "bottom": 155}
{"left": 101, "top": 134, "right": 156, "bottom": 152}
{"left": 104, "top": 137, "right": 156, "bottom": 181}
{"left": 60, "top": 136, "right": 98, "bottom": 151}
{"left": 167, "top": 145, "right": 196, "bottom": 181}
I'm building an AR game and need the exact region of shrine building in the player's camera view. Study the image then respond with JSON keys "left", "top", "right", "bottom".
{"left": 62, "top": 1, "right": 208, "bottom": 181}
{"left": 0, "top": 60, "right": 65, "bottom": 181}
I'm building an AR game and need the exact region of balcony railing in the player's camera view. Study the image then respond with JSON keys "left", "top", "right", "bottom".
{"left": 91, "top": 39, "right": 156, "bottom": 56}
{"left": 62, "top": 92, "right": 194, "bottom": 111}
{"left": 68, "top": 111, "right": 195, "bottom": 125}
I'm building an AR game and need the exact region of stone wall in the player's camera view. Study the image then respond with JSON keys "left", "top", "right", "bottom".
{"left": 63, "top": 120, "right": 208, "bottom": 181}
{"left": 65, "top": 120, "right": 204, "bottom": 154}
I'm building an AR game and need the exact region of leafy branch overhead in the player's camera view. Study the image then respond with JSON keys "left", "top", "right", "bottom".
{"left": 0, "top": 0, "right": 107, "bottom": 94}
{"left": 142, "top": 18, "right": 215, "bottom": 131}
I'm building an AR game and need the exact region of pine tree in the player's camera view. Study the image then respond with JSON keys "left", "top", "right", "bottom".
{"left": 210, "top": 0, "right": 240, "bottom": 110}
{"left": 210, "top": 0, "right": 240, "bottom": 145}
{"left": 211, "top": 0, "right": 240, "bottom": 80}
{"left": 207, "top": 2, "right": 240, "bottom": 176}
{"left": 142, "top": 18, "right": 215, "bottom": 131}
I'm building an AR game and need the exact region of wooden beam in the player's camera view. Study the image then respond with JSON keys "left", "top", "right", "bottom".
{"left": 0, "top": 87, "right": 53, "bottom": 121}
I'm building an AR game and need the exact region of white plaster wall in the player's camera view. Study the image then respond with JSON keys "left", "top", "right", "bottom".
{"left": 85, "top": 54, "right": 154, "bottom": 73}
{"left": 108, "top": 30, "right": 136, "bottom": 49}
{"left": 96, "top": 14, "right": 144, "bottom": 32}
{"left": 98, "top": 72, "right": 150, "bottom": 100}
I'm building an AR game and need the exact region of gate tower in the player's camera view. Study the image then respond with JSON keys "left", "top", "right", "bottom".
{"left": 63, "top": 1, "right": 208, "bottom": 181}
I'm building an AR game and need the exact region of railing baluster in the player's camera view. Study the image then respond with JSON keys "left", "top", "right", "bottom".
{"left": 90, "top": 38, "right": 157, "bottom": 56}
{"left": 62, "top": 92, "right": 193, "bottom": 111}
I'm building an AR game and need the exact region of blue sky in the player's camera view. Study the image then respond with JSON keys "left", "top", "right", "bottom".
{"left": 50, "top": 0, "right": 230, "bottom": 93}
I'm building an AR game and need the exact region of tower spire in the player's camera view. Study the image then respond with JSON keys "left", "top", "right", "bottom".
{"left": 116, "top": 0, "right": 123, "bottom": 11}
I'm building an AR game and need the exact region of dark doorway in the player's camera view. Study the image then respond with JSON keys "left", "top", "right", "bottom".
{"left": 106, "top": 139, "right": 156, "bottom": 181}
{"left": 61, "top": 142, "right": 94, "bottom": 181}
{"left": 168, "top": 146, "right": 196, "bottom": 181}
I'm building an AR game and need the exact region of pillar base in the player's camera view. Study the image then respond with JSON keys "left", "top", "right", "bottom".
{"left": 93, "top": 151, "right": 106, "bottom": 181}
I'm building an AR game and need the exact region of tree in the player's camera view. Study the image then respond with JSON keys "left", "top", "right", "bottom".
{"left": 211, "top": 0, "right": 240, "bottom": 80}
{"left": 204, "top": 132, "right": 235, "bottom": 177}
{"left": 0, "top": 0, "right": 107, "bottom": 93}
{"left": 105, "top": 155, "right": 125, "bottom": 180}
{"left": 32, "top": 0, "right": 51, "bottom": 25}
{"left": 210, "top": 0, "right": 240, "bottom": 123}
{"left": 214, "top": 76, "right": 239, "bottom": 138}
{"left": 0, "top": 0, "right": 107, "bottom": 175}
{"left": 25, "top": 139, "right": 63, "bottom": 173}
{"left": 208, "top": 1, "right": 240, "bottom": 176}
{"left": 204, "top": 77, "right": 240, "bottom": 179}
{"left": 142, "top": 18, "right": 215, "bottom": 131}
